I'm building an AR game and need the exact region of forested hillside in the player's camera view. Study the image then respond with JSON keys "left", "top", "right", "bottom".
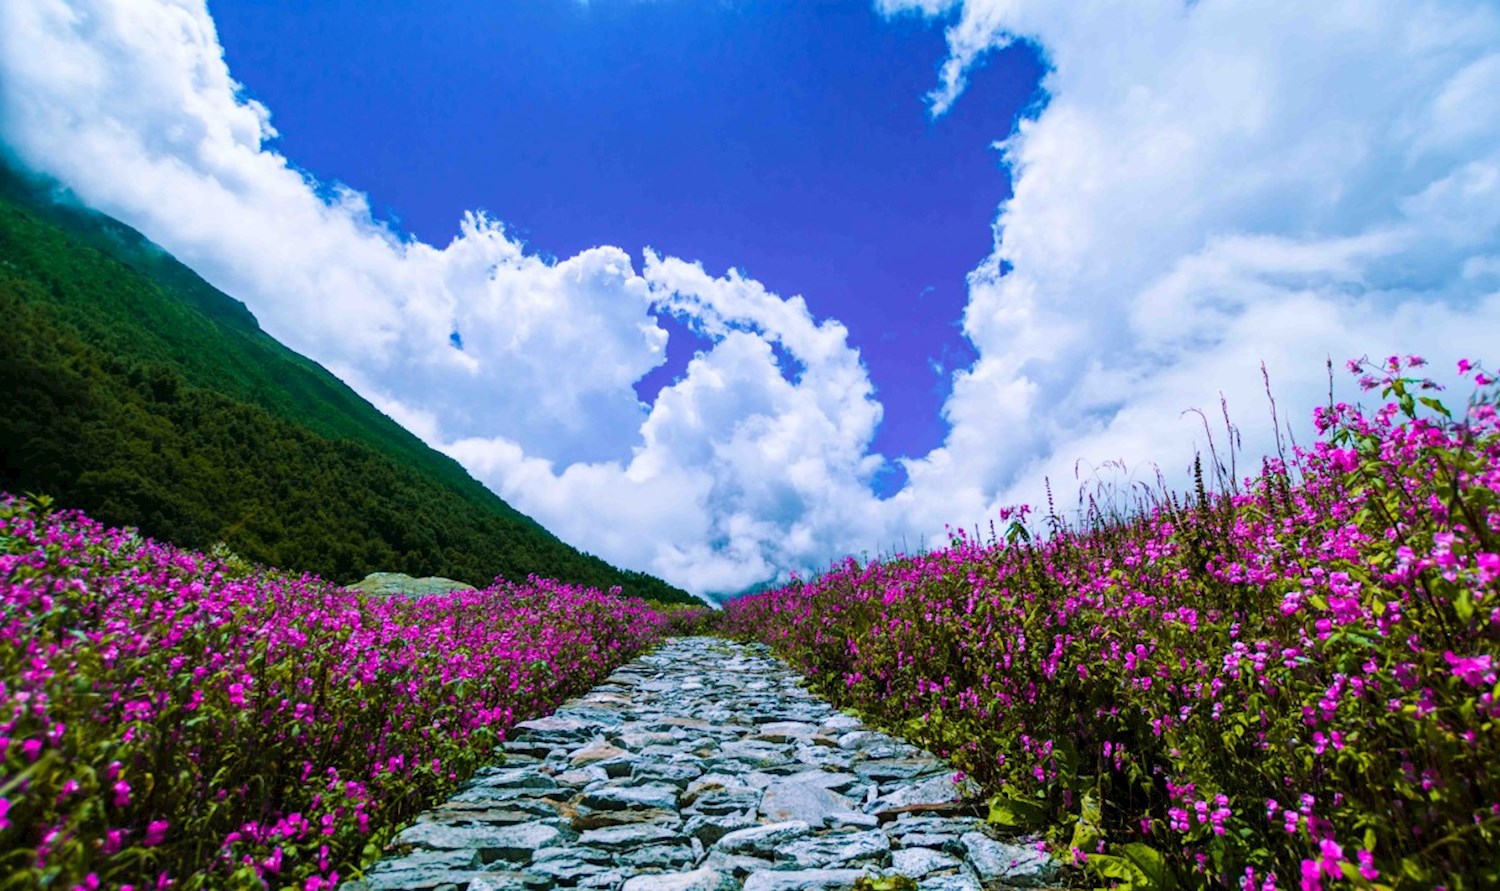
{"left": 0, "top": 160, "right": 700, "bottom": 605}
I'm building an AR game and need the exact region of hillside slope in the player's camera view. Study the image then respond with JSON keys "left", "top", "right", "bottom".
{"left": 0, "top": 160, "right": 700, "bottom": 605}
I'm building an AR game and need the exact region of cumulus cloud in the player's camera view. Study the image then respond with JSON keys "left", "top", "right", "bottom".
{"left": 0, "top": 0, "right": 890, "bottom": 598}
{"left": 3, "top": 0, "right": 1499, "bottom": 599}
{"left": 884, "top": 0, "right": 1500, "bottom": 528}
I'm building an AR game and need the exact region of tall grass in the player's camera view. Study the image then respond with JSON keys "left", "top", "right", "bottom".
{"left": 724, "top": 357, "right": 1499, "bottom": 889}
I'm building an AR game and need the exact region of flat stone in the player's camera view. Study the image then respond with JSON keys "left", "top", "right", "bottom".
{"left": 759, "top": 781, "right": 857, "bottom": 829}
{"left": 871, "top": 774, "right": 977, "bottom": 811}
{"left": 525, "top": 857, "right": 613, "bottom": 884}
{"left": 572, "top": 741, "right": 633, "bottom": 766}
{"left": 715, "top": 740, "right": 796, "bottom": 768}
{"left": 741, "top": 868, "right": 873, "bottom": 891}
{"left": 578, "top": 871, "right": 628, "bottom": 890}
{"left": 620, "top": 867, "right": 740, "bottom": 891}
{"left": 555, "top": 767, "right": 610, "bottom": 788}
{"left": 393, "top": 821, "right": 569, "bottom": 863}
{"left": 571, "top": 805, "right": 682, "bottom": 831}
{"left": 776, "top": 829, "right": 891, "bottom": 869}
{"left": 852, "top": 759, "right": 942, "bottom": 782}
{"left": 682, "top": 812, "right": 760, "bottom": 845}
{"left": 580, "top": 783, "right": 680, "bottom": 812}
{"left": 685, "top": 789, "right": 763, "bottom": 816}
{"left": 516, "top": 716, "right": 598, "bottom": 734}
{"left": 754, "top": 721, "right": 821, "bottom": 742}
{"left": 959, "top": 833, "right": 1058, "bottom": 887}
{"left": 421, "top": 804, "right": 551, "bottom": 826}
{"left": 631, "top": 761, "right": 703, "bottom": 788}
{"left": 367, "top": 849, "right": 482, "bottom": 874}
{"left": 615, "top": 843, "right": 696, "bottom": 869}
{"left": 891, "top": 847, "right": 964, "bottom": 877}
{"left": 473, "top": 766, "right": 562, "bottom": 789}
{"left": 577, "top": 823, "right": 687, "bottom": 851}
{"left": 917, "top": 872, "right": 983, "bottom": 891}
{"left": 535, "top": 846, "right": 612, "bottom": 864}
{"left": 776, "top": 769, "right": 861, "bottom": 794}
{"left": 713, "top": 821, "right": 812, "bottom": 856}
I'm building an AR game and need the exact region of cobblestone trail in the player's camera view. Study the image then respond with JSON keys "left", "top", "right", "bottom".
{"left": 349, "top": 637, "right": 1060, "bottom": 891}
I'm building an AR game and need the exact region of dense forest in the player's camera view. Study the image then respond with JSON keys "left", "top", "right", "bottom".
{"left": 0, "top": 160, "right": 701, "bottom": 605}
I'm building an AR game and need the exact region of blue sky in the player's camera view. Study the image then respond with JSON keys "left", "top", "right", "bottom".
{"left": 2, "top": 0, "right": 1498, "bottom": 598}
{"left": 209, "top": 0, "right": 1043, "bottom": 493}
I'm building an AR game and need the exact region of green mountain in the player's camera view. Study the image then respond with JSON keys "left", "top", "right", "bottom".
{"left": 0, "top": 159, "right": 701, "bottom": 605}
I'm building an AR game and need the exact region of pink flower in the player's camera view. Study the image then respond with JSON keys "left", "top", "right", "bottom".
{"left": 0, "top": 797, "right": 9, "bottom": 831}
{"left": 113, "top": 780, "right": 132, "bottom": 808}
{"left": 145, "top": 820, "right": 169, "bottom": 847}
{"left": 1444, "top": 651, "right": 1496, "bottom": 688}
{"left": 1299, "top": 859, "right": 1322, "bottom": 891}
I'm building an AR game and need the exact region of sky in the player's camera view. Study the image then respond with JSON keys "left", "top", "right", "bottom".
{"left": 2, "top": 0, "right": 1499, "bottom": 600}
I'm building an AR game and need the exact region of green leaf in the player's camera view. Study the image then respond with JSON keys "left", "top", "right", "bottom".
{"left": 1086, "top": 843, "right": 1176, "bottom": 891}
{"left": 1417, "top": 395, "right": 1451, "bottom": 419}
{"left": 987, "top": 793, "right": 1047, "bottom": 829}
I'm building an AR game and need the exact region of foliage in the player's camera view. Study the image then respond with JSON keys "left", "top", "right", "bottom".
{"left": 723, "top": 357, "right": 1500, "bottom": 889}
{"left": 0, "top": 494, "right": 671, "bottom": 890}
{"left": 0, "top": 160, "right": 700, "bottom": 605}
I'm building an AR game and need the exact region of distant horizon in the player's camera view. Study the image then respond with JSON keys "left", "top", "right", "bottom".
{"left": 3, "top": 0, "right": 1498, "bottom": 597}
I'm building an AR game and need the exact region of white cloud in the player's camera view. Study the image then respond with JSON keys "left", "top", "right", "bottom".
{"left": 3, "top": 0, "right": 1499, "bottom": 599}
{"left": 0, "top": 0, "right": 892, "bottom": 598}
{"left": 884, "top": 0, "right": 1500, "bottom": 530}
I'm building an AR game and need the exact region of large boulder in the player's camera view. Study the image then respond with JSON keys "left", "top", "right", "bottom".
{"left": 350, "top": 572, "right": 476, "bottom": 599}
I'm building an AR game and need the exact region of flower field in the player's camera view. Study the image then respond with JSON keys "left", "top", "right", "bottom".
{"left": 724, "top": 358, "right": 1499, "bottom": 889}
{"left": 0, "top": 498, "right": 670, "bottom": 890}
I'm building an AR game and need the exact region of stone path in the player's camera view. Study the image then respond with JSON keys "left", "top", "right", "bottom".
{"left": 348, "top": 638, "right": 1059, "bottom": 891}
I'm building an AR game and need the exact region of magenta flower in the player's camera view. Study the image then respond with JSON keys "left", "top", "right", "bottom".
{"left": 144, "top": 820, "right": 169, "bottom": 847}
{"left": 1444, "top": 651, "right": 1496, "bottom": 688}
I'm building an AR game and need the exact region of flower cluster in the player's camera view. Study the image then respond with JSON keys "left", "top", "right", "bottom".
{"left": 724, "top": 357, "right": 1499, "bottom": 888}
{"left": 0, "top": 501, "right": 669, "bottom": 890}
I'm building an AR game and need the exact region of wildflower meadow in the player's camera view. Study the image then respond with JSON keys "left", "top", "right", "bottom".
{"left": 724, "top": 357, "right": 1499, "bottom": 889}
{"left": 0, "top": 499, "right": 672, "bottom": 890}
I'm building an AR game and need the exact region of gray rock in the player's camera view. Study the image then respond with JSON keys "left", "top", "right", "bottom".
{"left": 578, "top": 823, "right": 687, "bottom": 851}
{"left": 473, "top": 766, "right": 562, "bottom": 791}
{"left": 632, "top": 761, "right": 704, "bottom": 787}
{"left": 615, "top": 843, "right": 697, "bottom": 869}
{"left": 620, "top": 866, "right": 739, "bottom": 891}
{"left": 581, "top": 783, "right": 680, "bottom": 811}
{"left": 685, "top": 789, "right": 763, "bottom": 816}
{"left": 959, "top": 833, "right": 1058, "bottom": 887}
{"left": 891, "top": 847, "right": 964, "bottom": 877}
{"left": 713, "top": 821, "right": 812, "bottom": 856}
{"left": 350, "top": 572, "right": 476, "bottom": 599}
{"left": 474, "top": 873, "right": 554, "bottom": 891}
{"left": 741, "top": 868, "right": 874, "bottom": 891}
{"left": 682, "top": 812, "right": 760, "bottom": 845}
{"left": 699, "top": 850, "right": 778, "bottom": 878}
{"left": 776, "top": 829, "right": 891, "bottom": 868}
{"left": 871, "top": 774, "right": 977, "bottom": 811}
{"left": 759, "top": 781, "right": 857, "bottom": 829}
{"left": 852, "top": 759, "right": 942, "bottom": 782}
{"left": 393, "top": 820, "right": 569, "bottom": 863}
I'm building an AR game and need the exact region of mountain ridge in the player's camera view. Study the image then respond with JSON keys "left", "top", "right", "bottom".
{"left": 0, "top": 157, "right": 702, "bottom": 605}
